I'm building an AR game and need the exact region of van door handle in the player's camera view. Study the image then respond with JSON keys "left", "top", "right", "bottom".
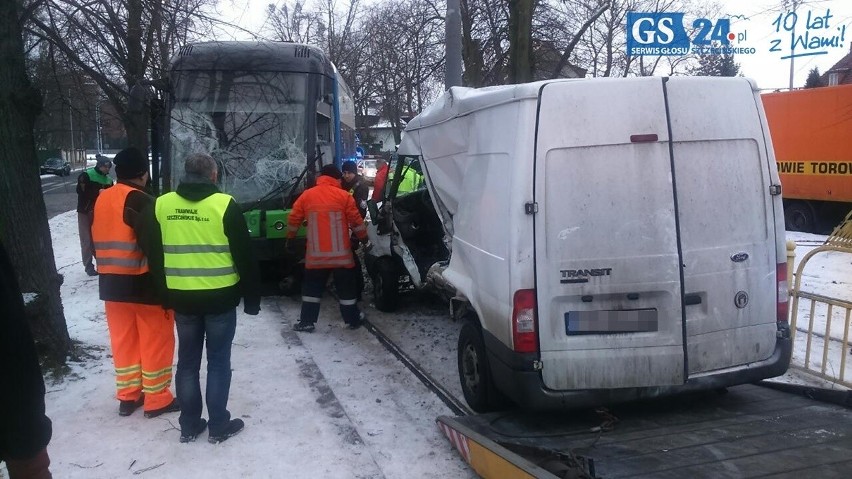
{"left": 684, "top": 293, "right": 702, "bottom": 306}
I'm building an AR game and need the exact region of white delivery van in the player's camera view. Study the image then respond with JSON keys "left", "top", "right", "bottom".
{"left": 375, "top": 77, "right": 791, "bottom": 412}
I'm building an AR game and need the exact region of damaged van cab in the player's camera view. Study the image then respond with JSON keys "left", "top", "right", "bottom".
{"left": 366, "top": 77, "right": 791, "bottom": 412}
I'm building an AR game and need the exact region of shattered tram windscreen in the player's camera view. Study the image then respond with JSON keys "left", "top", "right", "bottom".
{"left": 170, "top": 70, "right": 309, "bottom": 203}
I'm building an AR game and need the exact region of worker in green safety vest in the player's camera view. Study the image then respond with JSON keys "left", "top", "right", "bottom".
{"left": 76, "top": 155, "right": 114, "bottom": 276}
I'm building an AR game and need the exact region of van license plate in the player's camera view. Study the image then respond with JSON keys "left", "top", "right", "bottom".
{"left": 565, "top": 309, "right": 657, "bottom": 335}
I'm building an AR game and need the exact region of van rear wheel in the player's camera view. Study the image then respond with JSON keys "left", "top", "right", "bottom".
{"left": 372, "top": 257, "right": 399, "bottom": 312}
{"left": 458, "top": 322, "right": 506, "bottom": 412}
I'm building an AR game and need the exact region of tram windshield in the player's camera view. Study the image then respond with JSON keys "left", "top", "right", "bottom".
{"left": 170, "top": 70, "right": 311, "bottom": 203}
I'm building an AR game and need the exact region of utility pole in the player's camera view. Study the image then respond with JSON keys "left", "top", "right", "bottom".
{"left": 786, "top": 0, "right": 802, "bottom": 90}
{"left": 95, "top": 96, "right": 102, "bottom": 153}
{"left": 84, "top": 80, "right": 103, "bottom": 153}
{"left": 445, "top": 0, "right": 462, "bottom": 89}
{"left": 69, "top": 88, "right": 75, "bottom": 160}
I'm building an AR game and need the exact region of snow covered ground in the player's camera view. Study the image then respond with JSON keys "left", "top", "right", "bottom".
{"left": 42, "top": 210, "right": 474, "bottom": 478}
{"left": 784, "top": 231, "right": 852, "bottom": 387}
{"left": 25, "top": 211, "right": 851, "bottom": 478}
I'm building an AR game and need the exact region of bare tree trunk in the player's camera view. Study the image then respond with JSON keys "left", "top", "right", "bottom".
{"left": 125, "top": 0, "right": 149, "bottom": 152}
{"left": 1, "top": 0, "right": 70, "bottom": 363}
{"left": 445, "top": 0, "right": 463, "bottom": 89}
{"left": 508, "top": 0, "right": 534, "bottom": 84}
{"left": 460, "top": 0, "right": 483, "bottom": 87}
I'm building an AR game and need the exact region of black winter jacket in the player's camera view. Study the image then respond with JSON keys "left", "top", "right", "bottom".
{"left": 76, "top": 168, "right": 113, "bottom": 213}
{"left": 341, "top": 174, "right": 369, "bottom": 218}
{"left": 140, "top": 181, "right": 261, "bottom": 315}
{"left": 0, "top": 240, "right": 52, "bottom": 461}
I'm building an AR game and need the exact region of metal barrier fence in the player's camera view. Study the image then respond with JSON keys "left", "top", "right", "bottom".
{"left": 788, "top": 211, "right": 852, "bottom": 388}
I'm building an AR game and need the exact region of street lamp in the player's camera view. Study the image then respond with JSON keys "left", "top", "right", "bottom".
{"left": 69, "top": 88, "right": 74, "bottom": 157}
{"left": 82, "top": 81, "right": 104, "bottom": 155}
{"left": 95, "top": 95, "right": 102, "bottom": 153}
{"left": 785, "top": 0, "right": 802, "bottom": 90}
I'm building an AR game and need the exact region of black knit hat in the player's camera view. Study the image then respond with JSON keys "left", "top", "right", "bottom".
{"left": 320, "top": 164, "right": 342, "bottom": 180}
{"left": 341, "top": 161, "right": 358, "bottom": 174}
{"left": 114, "top": 148, "right": 148, "bottom": 179}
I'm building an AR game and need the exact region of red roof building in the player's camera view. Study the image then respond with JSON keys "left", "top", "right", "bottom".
{"left": 822, "top": 42, "right": 852, "bottom": 86}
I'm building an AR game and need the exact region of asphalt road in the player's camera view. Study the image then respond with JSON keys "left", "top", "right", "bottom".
{"left": 40, "top": 170, "right": 80, "bottom": 219}
{"left": 41, "top": 166, "right": 118, "bottom": 218}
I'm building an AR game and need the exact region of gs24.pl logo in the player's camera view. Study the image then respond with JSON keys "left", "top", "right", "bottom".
{"left": 627, "top": 12, "right": 755, "bottom": 56}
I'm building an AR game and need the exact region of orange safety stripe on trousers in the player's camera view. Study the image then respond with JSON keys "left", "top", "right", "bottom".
{"left": 104, "top": 302, "right": 176, "bottom": 410}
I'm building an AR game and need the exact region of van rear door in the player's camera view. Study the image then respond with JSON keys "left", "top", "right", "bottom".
{"left": 664, "top": 78, "right": 777, "bottom": 375}
{"left": 533, "top": 78, "right": 685, "bottom": 390}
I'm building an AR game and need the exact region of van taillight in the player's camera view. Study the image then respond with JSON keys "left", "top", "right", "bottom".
{"left": 777, "top": 262, "right": 788, "bottom": 323}
{"left": 512, "top": 289, "right": 538, "bottom": 353}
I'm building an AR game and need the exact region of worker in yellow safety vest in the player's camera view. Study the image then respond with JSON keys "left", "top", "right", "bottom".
{"left": 143, "top": 152, "right": 260, "bottom": 444}
{"left": 396, "top": 159, "right": 423, "bottom": 195}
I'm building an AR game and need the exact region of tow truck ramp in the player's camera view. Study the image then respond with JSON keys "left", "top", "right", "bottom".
{"left": 438, "top": 383, "right": 852, "bottom": 478}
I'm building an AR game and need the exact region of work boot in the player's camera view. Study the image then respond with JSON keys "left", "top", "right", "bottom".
{"left": 208, "top": 419, "right": 245, "bottom": 444}
{"left": 180, "top": 418, "right": 208, "bottom": 443}
{"left": 293, "top": 321, "right": 315, "bottom": 332}
{"left": 347, "top": 312, "right": 366, "bottom": 330}
{"left": 144, "top": 398, "right": 180, "bottom": 419}
{"left": 118, "top": 396, "right": 144, "bottom": 416}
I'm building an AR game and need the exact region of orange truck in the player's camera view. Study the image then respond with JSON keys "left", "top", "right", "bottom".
{"left": 761, "top": 84, "right": 852, "bottom": 232}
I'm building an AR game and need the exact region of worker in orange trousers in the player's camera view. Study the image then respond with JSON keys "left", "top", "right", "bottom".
{"left": 92, "top": 148, "right": 179, "bottom": 417}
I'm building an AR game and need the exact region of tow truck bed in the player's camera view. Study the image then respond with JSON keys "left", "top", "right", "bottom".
{"left": 438, "top": 383, "right": 852, "bottom": 478}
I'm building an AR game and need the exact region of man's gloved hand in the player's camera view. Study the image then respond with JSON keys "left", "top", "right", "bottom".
{"left": 244, "top": 304, "right": 260, "bottom": 316}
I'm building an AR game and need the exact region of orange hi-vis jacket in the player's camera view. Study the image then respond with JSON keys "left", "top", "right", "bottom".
{"left": 287, "top": 175, "right": 368, "bottom": 269}
{"left": 92, "top": 183, "right": 148, "bottom": 276}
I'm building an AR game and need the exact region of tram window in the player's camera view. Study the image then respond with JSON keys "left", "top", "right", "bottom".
{"left": 316, "top": 113, "right": 331, "bottom": 143}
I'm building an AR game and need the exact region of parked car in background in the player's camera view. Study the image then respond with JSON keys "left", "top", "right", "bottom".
{"left": 40, "top": 158, "right": 71, "bottom": 176}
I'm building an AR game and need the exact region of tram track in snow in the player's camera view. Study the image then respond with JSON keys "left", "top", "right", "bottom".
{"left": 362, "top": 318, "right": 473, "bottom": 417}
{"left": 325, "top": 285, "right": 472, "bottom": 417}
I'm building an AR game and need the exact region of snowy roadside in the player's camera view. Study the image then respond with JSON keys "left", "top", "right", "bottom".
{"left": 45, "top": 210, "right": 473, "bottom": 478}
{"left": 777, "top": 231, "right": 852, "bottom": 389}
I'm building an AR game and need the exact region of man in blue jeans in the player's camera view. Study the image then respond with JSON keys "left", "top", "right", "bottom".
{"left": 141, "top": 153, "right": 260, "bottom": 444}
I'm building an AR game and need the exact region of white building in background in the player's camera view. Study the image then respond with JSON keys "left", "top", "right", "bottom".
{"left": 360, "top": 117, "right": 407, "bottom": 154}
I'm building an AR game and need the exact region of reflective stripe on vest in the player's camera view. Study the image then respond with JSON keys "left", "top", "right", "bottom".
{"left": 92, "top": 183, "right": 149, "bottom": 275}
{"left": 307, "top": 212, "right": 346, "bottom": 253}
{"left": 155, "top": 192, "right": 239, "bottom": 290}
{"left": 304, "top": 210, "right": 356, "bottom": 268}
